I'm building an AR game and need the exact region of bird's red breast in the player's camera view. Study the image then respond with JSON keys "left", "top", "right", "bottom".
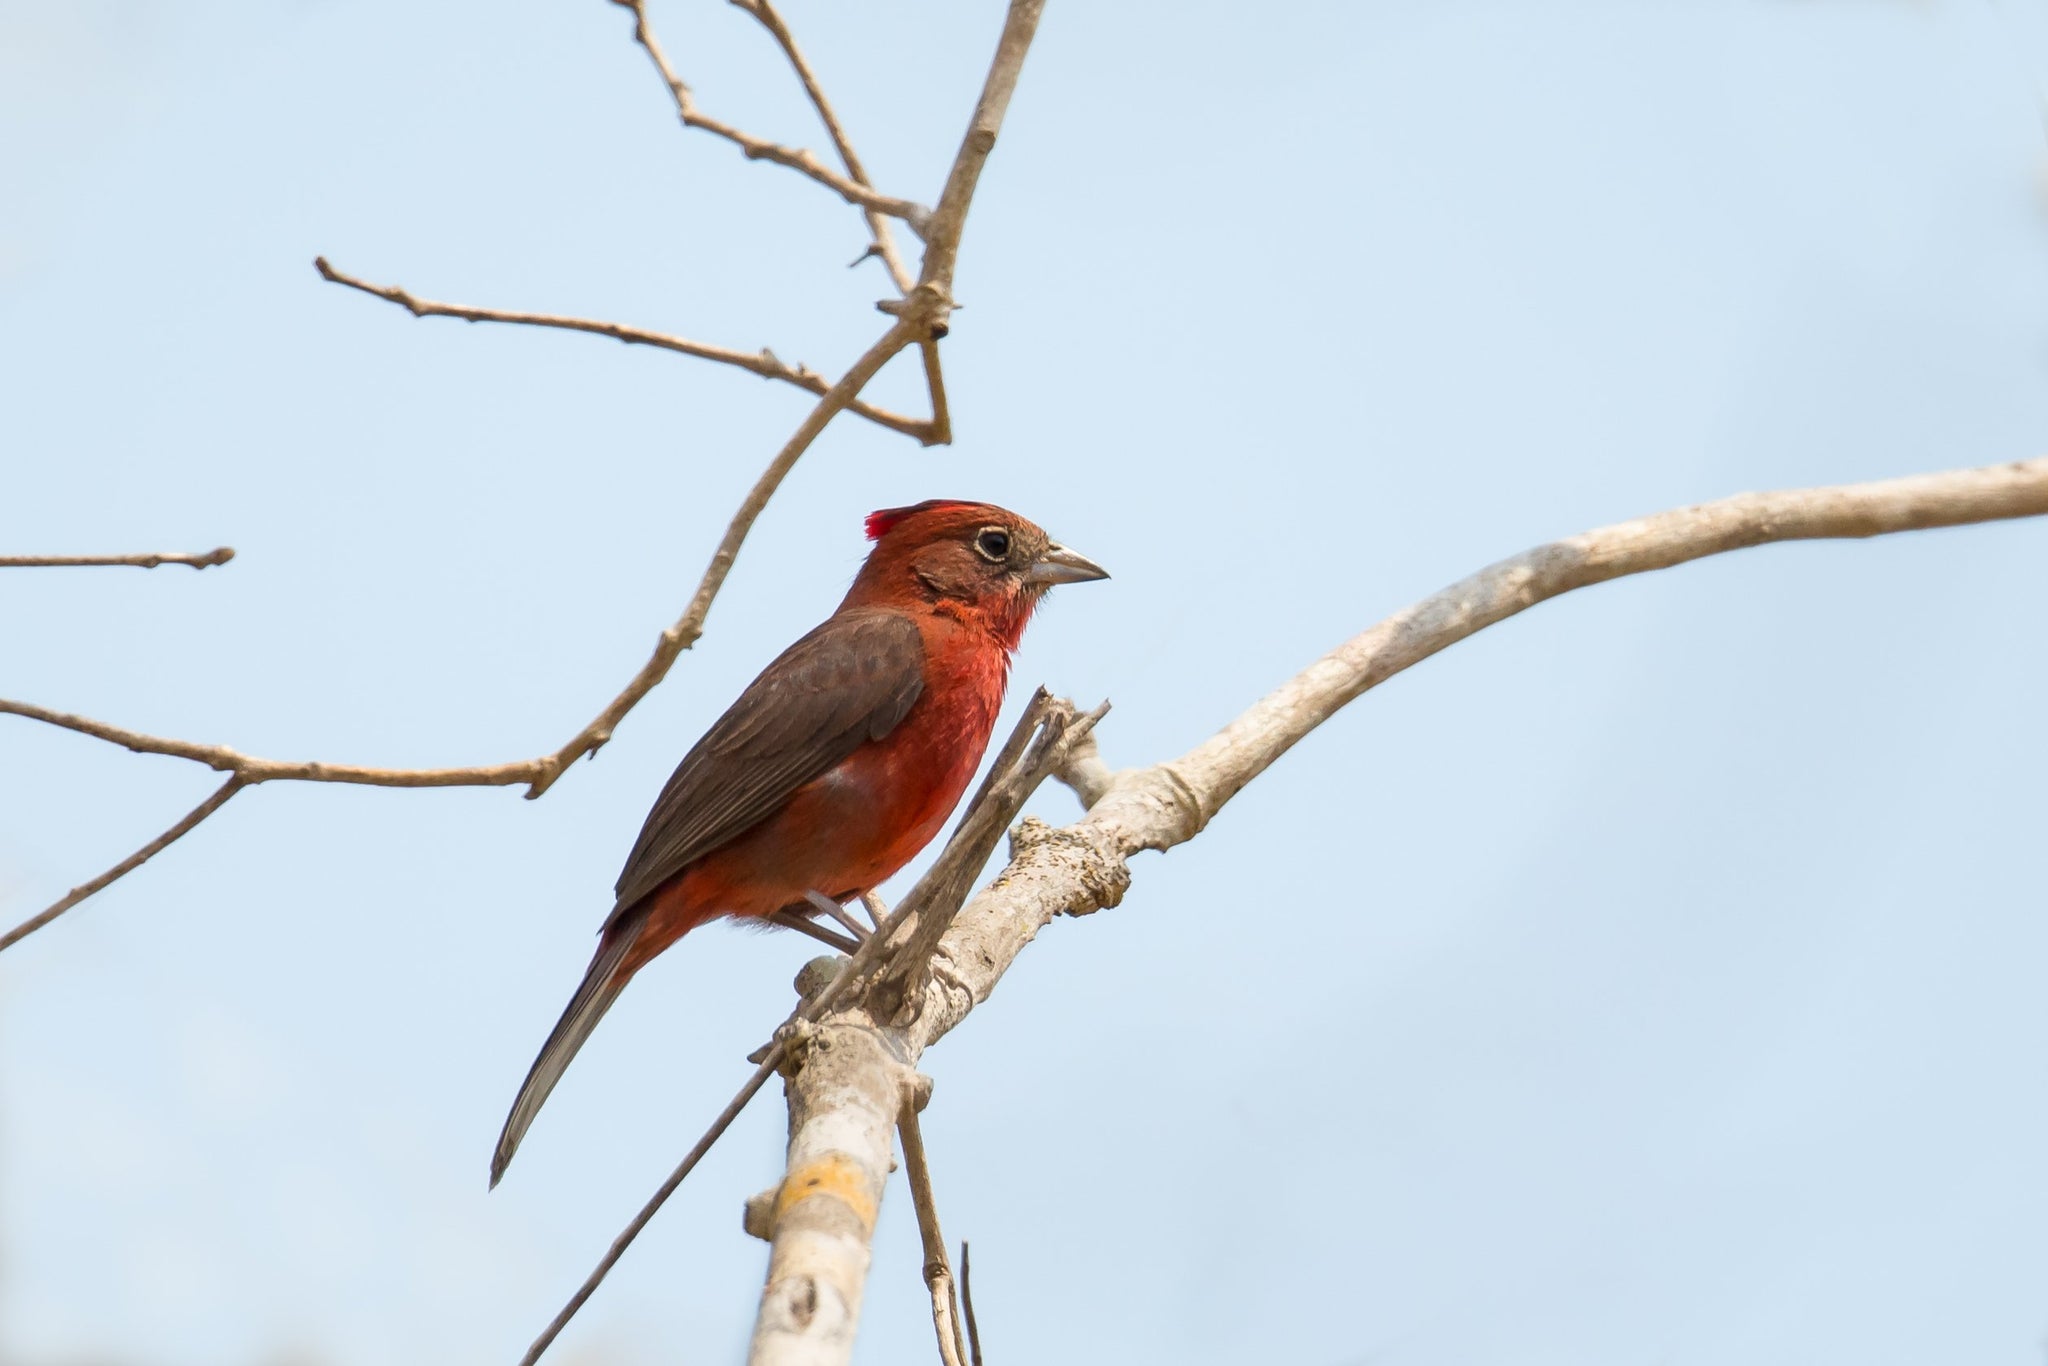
{"left": 620, "top": 602, "right": 1011, "bottom": 977}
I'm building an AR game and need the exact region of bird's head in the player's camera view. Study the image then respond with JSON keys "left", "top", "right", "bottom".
{"left": 846, "top": 499, "right": 1108, "bottom": 647}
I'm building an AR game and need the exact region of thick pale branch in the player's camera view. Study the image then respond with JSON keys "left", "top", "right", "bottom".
{"left": 758, "top": 454, "right": 2048, "bottom": 1365}
{"left": 0, "top": 548, "right": 234, "bottom": 570}
{"left": 314, "top": 258, "right": 930, "bottom": 440}
{"left": 616, "top": 0, "right": 929, "bottom": 235}
{"left": 1161, "top": 455, "right": 2048, "bottom": 835}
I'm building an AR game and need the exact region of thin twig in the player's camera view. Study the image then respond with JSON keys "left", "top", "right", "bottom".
{"left": 314, "top": 258, "right": 930, "bottom": 440}
{"left": 0, "top": 548, "right": 235, "bottom": 570}
{"left": 515, "top": 1050, "right": 784, "bottom": 1366}
{"left": 898, "top": 1101, "right": 969, "bottom": 1366}
{"left": 615, "top": 0, "right": 929, "bottom": 236}
{"left": 523, "top": 314, "right": 922, "bottom": 798}
{"left": 0, "top": 319, "right": 925, "bottom": 951}
{"left": 0, "top": 777, "right": 245, "bottom": 953}
{"left": 919, "top": 339, "right": 952, "bottom": 445}
{"left": 723, "top": 0, "right": 958, "bottom": 446}
{"left": 915, "top": 0, "right": 1046, "bottom": 311}
{"left": 960, "top": 1242, "right": 984, "bottom": 1366}
{"left": 729, "top": 0, "right": 915, "bottom": 294}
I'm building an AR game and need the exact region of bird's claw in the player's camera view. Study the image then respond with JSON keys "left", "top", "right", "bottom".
{"left": 803, "top": 889, "right": 873, "bottom": 944}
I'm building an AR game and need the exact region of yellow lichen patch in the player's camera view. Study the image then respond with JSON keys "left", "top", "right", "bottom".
{"left": 774, "top": 1153, "right": 877, "bottom": 1232}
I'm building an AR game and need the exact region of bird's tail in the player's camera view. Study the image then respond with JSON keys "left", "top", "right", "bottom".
{"left": 490, "top": 929, "right": 637, "bottom": 1188}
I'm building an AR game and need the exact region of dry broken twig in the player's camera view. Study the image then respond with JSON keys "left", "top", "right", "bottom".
{"left": 0, "top": 548, "right": 234, "bottom": 569}
{"left": 737, "top": 454, "right": 2048, "bottom": 1366}
{"left": 313, "top": 258, "right": 934, "bottom": 442}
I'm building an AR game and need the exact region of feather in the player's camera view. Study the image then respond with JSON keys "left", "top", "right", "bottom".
{"left": 490, "top": 929, "right": 636, "bottom": 1187}
{"left": 606, "top": 609, "right": 925, "bottom": 921}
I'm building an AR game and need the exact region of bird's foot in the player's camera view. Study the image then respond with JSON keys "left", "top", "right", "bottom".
{"left": 803, "top": 889, "right": 875, "bottom": 944}
{"left": 768, "top": 907, "right": 861, "bottom": 956}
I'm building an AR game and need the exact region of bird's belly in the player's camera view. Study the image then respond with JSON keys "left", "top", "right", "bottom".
{"left": 677, "top": 718, "right": 990, "bottom": 923}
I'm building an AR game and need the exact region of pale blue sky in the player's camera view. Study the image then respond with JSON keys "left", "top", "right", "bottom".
{"left": 6, "top": 2, "right": 2048, "bottom": 1363}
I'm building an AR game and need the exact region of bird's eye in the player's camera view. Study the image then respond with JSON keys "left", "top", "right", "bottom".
{"left": 974, "top": 527, "right": 1011, "bottom": 562}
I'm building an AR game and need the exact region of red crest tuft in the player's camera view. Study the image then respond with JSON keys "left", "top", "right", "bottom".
{"left": 864, "top": 499, "right": 978, "bottom": 542}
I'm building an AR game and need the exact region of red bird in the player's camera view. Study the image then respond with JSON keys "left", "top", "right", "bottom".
{"left": 491, "top": 500, "right": 1107, "bottom": 1185}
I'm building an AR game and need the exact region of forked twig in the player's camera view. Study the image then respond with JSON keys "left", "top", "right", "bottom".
{"left": 613, "top": 0, "right": 930, "bottom": 235}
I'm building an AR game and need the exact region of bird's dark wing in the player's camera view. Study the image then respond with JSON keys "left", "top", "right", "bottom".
{"left": 605, "top": 608, "right": 925, "bottom": 922}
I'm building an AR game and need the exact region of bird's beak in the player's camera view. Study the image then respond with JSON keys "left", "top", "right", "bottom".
{"left": 1025, "top": 542, "right": 1110, "bottom": 587}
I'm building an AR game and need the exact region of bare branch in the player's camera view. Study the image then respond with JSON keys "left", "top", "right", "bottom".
{"left": 523, "top": 314, "right": 922, "bottom": 798}
{"left": 314, "top": 258, "right": 932, "bottom": 441}
{"left": 960, "top": 1242, "right": 984, "bottom": 1366}
{"left": 0, "top": 548, "right": 235, "bottom": 570}
{"left": 0, "top": 698, "right": 545, "bottom": 790}
{"left": 516, "top": 1051, "right": 783, "bottom": 1366}
{"left": 614, "top": 0, "right": 930, "bottom": 236}
{"left": 897, "top": 1100, "right": 970, "bottom": 1366}
{"left": 730, "top": 0, "right": 916, "bottom": 294}
{"left": 1, "top": 318, "right": 926, "bottom": 948}
{"left": 8, "top": 0, "right": 1040, "bottom": 950}
{"left": 914, "top": 0, "right": 1045, "bottom": 315}
{"left": 918, "top": 339, "right": 952, "bottom": 445}
{"left": 0, "top": 777, "right": 244, "bottom": 954}
{"left": 748, "top": 454, "right": 2048, "bottom": 1366}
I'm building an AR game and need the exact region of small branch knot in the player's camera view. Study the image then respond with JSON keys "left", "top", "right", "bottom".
{"left": 793, "top": 953, "right": 846, "bottom": 1001}
{"left": 742, "top": 1188, "right": 778, "bottom": 1241}
{"left": 1003, "top": 817, "right": 1131, "bottom": 918}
